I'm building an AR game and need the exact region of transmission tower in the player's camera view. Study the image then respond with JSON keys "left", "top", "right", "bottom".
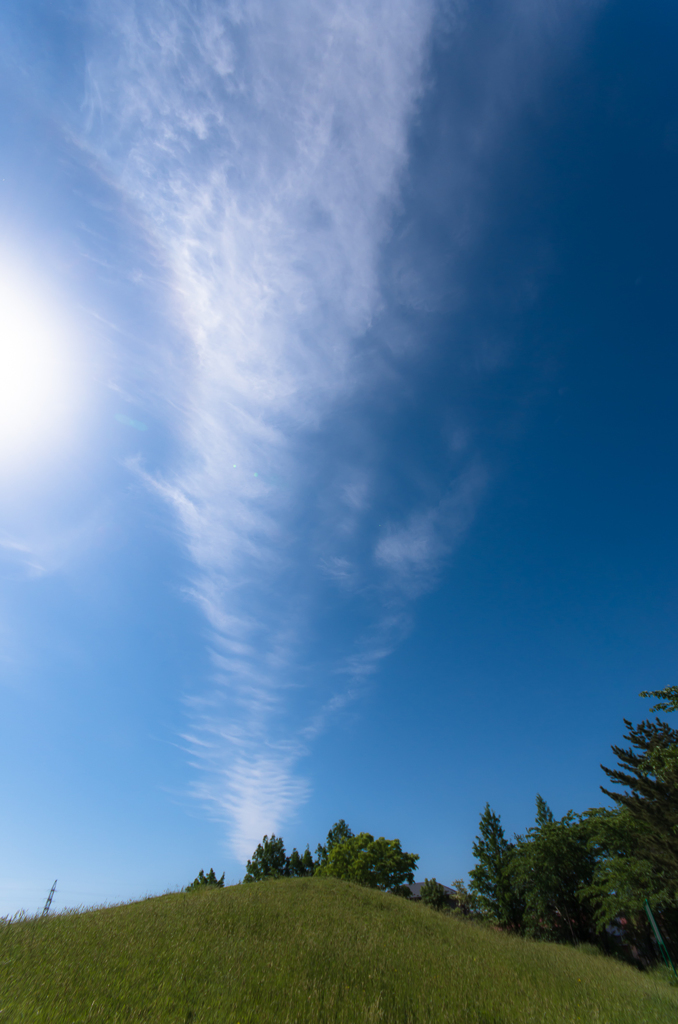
{"left": 41, "top": 880, "right": 57, "bottom": 917}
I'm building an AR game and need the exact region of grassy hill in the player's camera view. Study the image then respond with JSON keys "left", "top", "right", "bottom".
{"left": 1, "top": 877, "right": 677, "bottom": 1023}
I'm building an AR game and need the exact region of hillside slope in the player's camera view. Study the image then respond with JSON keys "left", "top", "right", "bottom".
{"left": 1, "top": 877, "right": 677, "bottom": 1023}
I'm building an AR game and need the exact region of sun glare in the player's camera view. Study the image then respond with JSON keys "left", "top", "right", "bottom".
{"left": 0, "top": 259, "right": 81, "bottom": 472}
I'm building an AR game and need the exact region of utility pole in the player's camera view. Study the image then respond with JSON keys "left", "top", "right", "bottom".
{"left": 41, "top": 880, "right": 57, "bottom": 918}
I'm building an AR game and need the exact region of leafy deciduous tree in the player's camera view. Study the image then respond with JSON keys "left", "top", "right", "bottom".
{"left": 577, "top": 803, "right": 666, "bottom": 955}
{"left": 513, "top": 797, "right": 597, "bottom": 943}
{"left": 450, "top": 879, "right": 476, "bottom": 915}
{"left": 315, "top": 832, "right": 418, "bottom": 891}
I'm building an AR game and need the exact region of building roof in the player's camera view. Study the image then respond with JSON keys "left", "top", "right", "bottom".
{"left": 405, "top": 881, "right": 456, "bottom": 899}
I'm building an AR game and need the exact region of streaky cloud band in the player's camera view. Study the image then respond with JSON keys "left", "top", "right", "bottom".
{"left": 86, "top": 0, "right": 436, "bottom": 859}
{"left": 81, "top": 0, "right": 605, "bottom": 860}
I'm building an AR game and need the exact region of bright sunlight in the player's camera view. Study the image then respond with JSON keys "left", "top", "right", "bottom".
{"left": 0, "top": 257, "right": 80, "bottom": 472}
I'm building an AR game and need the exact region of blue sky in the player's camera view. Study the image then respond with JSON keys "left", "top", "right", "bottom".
{"left": 1, "top": 0, "right": 677, "bottom": 915}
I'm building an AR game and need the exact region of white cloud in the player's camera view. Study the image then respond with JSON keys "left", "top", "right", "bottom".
{"left": 185, "top": 732, "right": 311, "bottom": 861}
{"left": 375, "top": 464, "right": 488, "bottom": 597}
{"left": 0, "top": 509, "right": 112, "bottom": 579}
{"left": 79, "top": 0, "right": 605, "bottom": 860}
{"left": 320, "top": 556, "right": 357, "bottom": 587}
{"left": 81, "top": 0, "right": 436, "bottom": 858}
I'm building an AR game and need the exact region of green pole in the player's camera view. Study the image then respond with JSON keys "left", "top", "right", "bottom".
{"left": 644, "top": 899, "right": 678, "bottom": 979}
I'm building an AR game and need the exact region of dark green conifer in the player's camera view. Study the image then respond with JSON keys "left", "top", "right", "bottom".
{"left": 469, "top": 804, "right": 524, "bottom": 928}
{"left": 186, "top": 868, "right": 225, "bottom": 891}
{"left": 315, "top": 820, "right": 354, "bottom": 866}
{"left": 243, "top": 835, "right": 288, "bottom": 882}
{"left": 601, "top": 718, "right": 678, "bottom": 883}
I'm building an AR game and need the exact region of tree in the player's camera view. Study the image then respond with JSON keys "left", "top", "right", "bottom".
{"left": 315, "top": 832, "right": 418, "bottom": 891}
{"left": 288, "top": 846, "right": 315, "bottom": 877}
{"left": 639, "top": 685, "right": 678, "bottom": 715}
{"left": 243, "top": 822, "right": 355, "bottom": 882}
{"left": 512, "top": 797, "right": 597, "bottom": 943}
{"left": 315, "top": 820, "right": 354, "bottom": 867}
{"left": 186, "top": 868, "right": 224, "bottom": 891}
{"left": 419, "top": 877, "right": 448, "bottom": 911}
{"left": 535, "top": 792, "right": 554, "bottom": 827}
{"left": 577, "top": 803, "right": 669, "bottom": 955}
{"left": 469, "top": 804, "right": 524, "bottom": 928}
{"left": 450, "top": 878, "right": 476, "bottom": 915}
{"left": 601, "top": 718, "right": 678, "bottom": 885}
{"left": 243, "top": 835, "right": 288, "bottom": 882}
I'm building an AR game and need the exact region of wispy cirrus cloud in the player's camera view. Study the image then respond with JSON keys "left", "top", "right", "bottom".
{"left": 79, "top": 0, "right": 605, "bottom": 860}
{"left": 375, "top": 464, "right": 488, "bottom": 598}
{"left": 82, "top": 0, "right": 437, "bottom": 858}
{"left": 0, "top": 508, "right": 112, "bottom": 579}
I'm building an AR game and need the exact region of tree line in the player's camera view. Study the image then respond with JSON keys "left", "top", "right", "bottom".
{"left": 242, "top": 819, "right": 419, "bottom": 893}
{"left": 467, "top": 684, "right": 678, "bottom": 959}
{"left": 186, "top": 820, "right": 419, "bottom": 895}
{"left": 187, "top": 684, "right": 678, "bottom": 960}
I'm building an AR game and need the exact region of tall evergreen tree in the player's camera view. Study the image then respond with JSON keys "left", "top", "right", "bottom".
{"left": 601, "top": 718, "right": 678, "bottom": 886}
{"left": 243, "top": 835, "right": 288, "bottom": 882}
{"left": 469, "top": 804, "right": 524, "bottom": 928}
{"left": 639, "top": 685, "right": 678, "bottom": 715}
{"left": 592, "top": 715, "right": 678, "bottom": 955}
{"left": 287, "top": 845, "right": 315, "bottom": 877}
{"left": 287, "top": 849, "right": 304, "bottom": 876}
{"left": 315, "top": 819, "right": 354, "bottom": 866}
{"left": 186, "top": 868, "right": 225, "bottom": 891}
{"left": 535, "top": 793, "right": 554, "bottom": 827}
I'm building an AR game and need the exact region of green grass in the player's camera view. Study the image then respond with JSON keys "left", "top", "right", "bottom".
{"left": 1, "top": 877, "right": 677, "bottom": 1023}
